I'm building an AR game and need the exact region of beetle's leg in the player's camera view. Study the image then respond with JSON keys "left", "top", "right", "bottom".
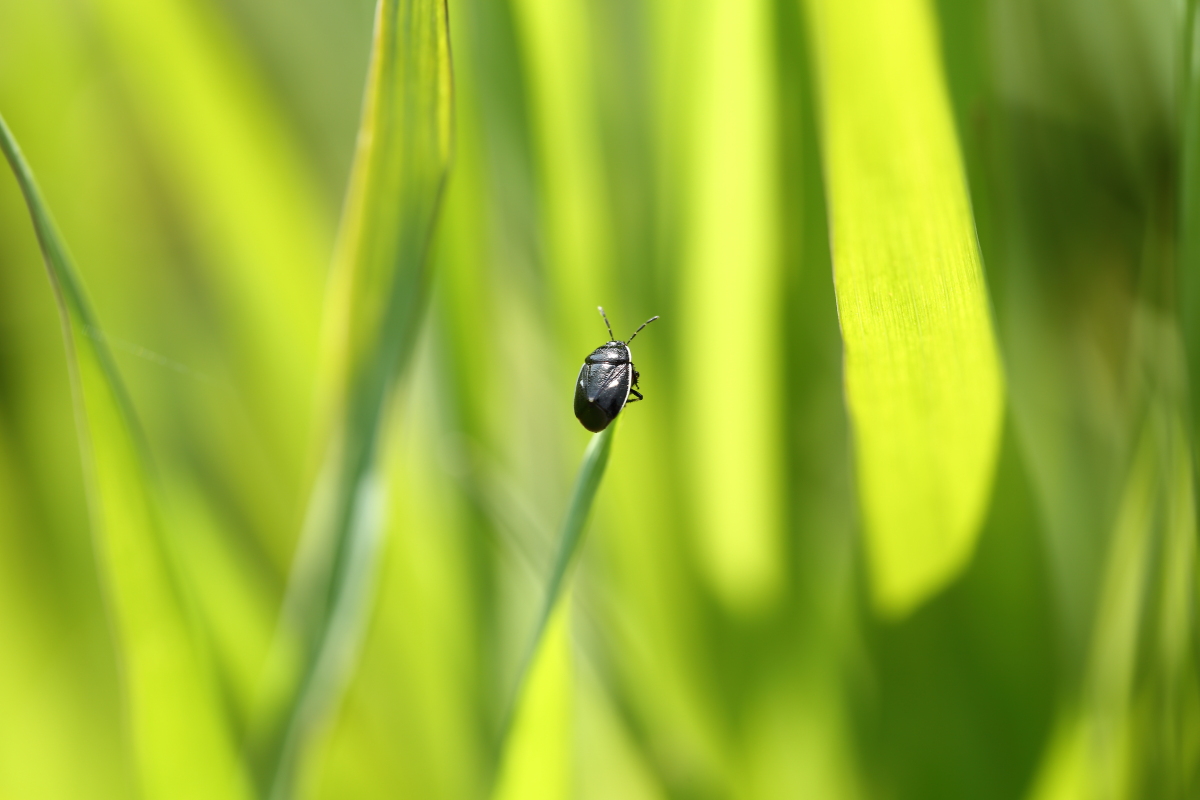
{"left": 627, "top": 388, "right": 644, "bottom": 403}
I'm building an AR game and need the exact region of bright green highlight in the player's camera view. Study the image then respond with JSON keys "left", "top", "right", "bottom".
{"left": 88, "top": 0, "right": 331, "bottom": 487}
{"left": 681, "top": 0, "right": 784, "bottom": 613}
{"left": 805, "top": 0, "right": 1005, "bottom": 615}
{"left": 0, "top": 113, "right": 252, "bottom": 800}
{"left": 493, "top": 602, "right": 574, "bottom": 800}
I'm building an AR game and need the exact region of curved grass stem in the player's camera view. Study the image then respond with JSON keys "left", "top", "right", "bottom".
{"left": 491, "top": 423, "right": 617, "bottom": 789}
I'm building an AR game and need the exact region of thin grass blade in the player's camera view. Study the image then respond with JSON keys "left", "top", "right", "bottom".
{"left": 249, "top": 0, "right": 454, "bottom": 796}
{"left": 492, "top": 602, "right": 573, "bottom": 800}
{"left": 493, "top": 424, "right": 616, "bottom": 794}
{"left": 1027, "top": 407, "right": 1200, "bottom": 799}
{"left": 1181, "top": 0, "right": 1200, "bottom": 445}
{"left": 804, "top": 0, "right": 1005, "bottom": 615}
{"left": 0, "top": 113, "right": 252, "bottom": 799}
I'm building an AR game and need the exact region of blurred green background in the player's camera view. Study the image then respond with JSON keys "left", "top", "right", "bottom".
{"left": 0, "top": 0, "right": 1196, "bottom": 798}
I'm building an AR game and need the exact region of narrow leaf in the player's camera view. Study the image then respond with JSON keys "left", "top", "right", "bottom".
{"left": 492, "top": 603, "right": 573, "bottom": 800}
{"left": 249, "top": 0, "right": 454, "bottom": 795}
{"left": 0, "top": 114, "right": 252, "bottom": 799}
{"left": 804, "top": 0, "right": 1005, "bottom": 614}
{"left": 493, "top": 424, "right": 616, "bottom": 792}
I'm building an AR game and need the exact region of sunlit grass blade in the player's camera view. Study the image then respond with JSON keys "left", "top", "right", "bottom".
{"left": 493, "top": 424, "right": 616, "bottom": 794}
{"left": 0, "top": 113, "right": 252, "bottom": 799}
{"left": 249, "top": 0, "right": 454, "bottom": 796}
{"left": 804, "top": 0, "right": 1005, "bottom": 615}
{"left": 679, "top": 0, "right": 784, "bottom": 614}
{"left": 493, "top": 603, "right": 574, "bottom": 800}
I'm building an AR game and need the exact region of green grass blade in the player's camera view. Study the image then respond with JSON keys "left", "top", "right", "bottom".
{"left": 493, "top": 602, "right": 574, "bottom": 800}
{"left": 493, "top": 424, "right": 617, "bottom": 793}
{"left": 1181, "top": 0, "right": 1200, "bottom": 443}
{"left": 1027, "top": 406, "right": 1200, "bottom": 799}
{"left": 804, "top": 0, "right": 1005, "bottom": 615}
{"left": 0, "top": 113, "right": 251, "bottom": 799}
{"left": 250, "top": 0, "right": 454, "bottom": 795}
{"left": 679, "top": 0, "right": 784, "bottom": 615}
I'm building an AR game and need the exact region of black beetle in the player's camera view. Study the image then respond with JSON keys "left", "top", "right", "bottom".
{"left": 574, "top": 307, "right": 659, "bottom": 432}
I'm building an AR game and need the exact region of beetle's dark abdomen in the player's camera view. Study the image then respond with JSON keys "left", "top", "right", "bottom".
{"left": 574, "top": 393, "right": 611, "bottom": 432}
{"left": 574, "top": 360, "right": 632, "bottom": 432}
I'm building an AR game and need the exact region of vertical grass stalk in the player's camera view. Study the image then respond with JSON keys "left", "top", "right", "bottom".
{"left": 249, "top": 0, "right": 453, "bottom": 796}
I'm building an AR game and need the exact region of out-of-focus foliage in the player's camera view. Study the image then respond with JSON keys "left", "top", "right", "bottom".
{"left": 245, "top": 1, "right": 453, "bottom": 798}
{"left": 0, "top": 0, "right": 1195, "bottom": 799}
{"left": 806, "top": 0, "right": 1004, "bottom": 615}
{"left": 1, "top": 114, "right": 253, "bottom": 800}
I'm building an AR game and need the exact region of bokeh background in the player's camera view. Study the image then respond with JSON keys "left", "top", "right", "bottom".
{"left": 0, "top": 0, "right": 1196, "bottom": 798}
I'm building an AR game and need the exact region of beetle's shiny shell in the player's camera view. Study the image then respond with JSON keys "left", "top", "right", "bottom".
{"left": 574, "top": 341, "right": 633, "bottom": 432}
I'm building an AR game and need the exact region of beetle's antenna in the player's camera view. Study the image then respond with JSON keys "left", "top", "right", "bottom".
{"left": 626, "top": 315, "right": 659, "bottom": 343}
{"left": 598, "top": 306, "right": 616, "bottom": 341}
